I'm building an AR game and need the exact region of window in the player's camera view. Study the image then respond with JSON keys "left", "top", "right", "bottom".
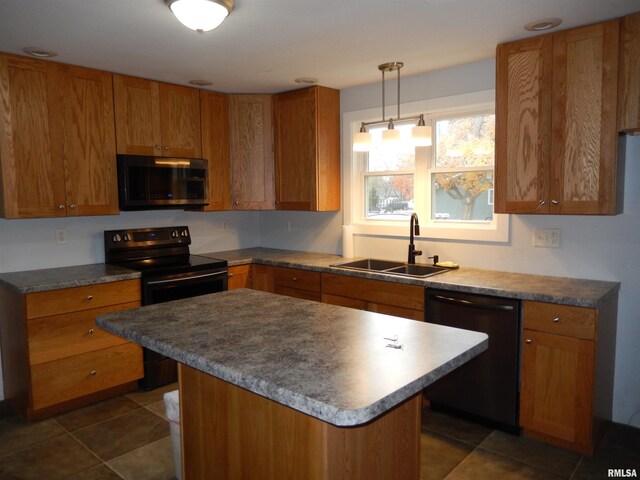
{"left": 343, "top": 90, "right": 508, "bottom": 242}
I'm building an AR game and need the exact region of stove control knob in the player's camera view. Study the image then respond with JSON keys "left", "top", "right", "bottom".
{"left": 122, "top": 233, "right": 131, "bottom": 242}
{"left": 171, "top": 230, "right": 179, "bottom": 238}
{"left": 112, "top": 234, "right": 121, "bottom": 242}
{"left": 181, "top": 229, "right": 188, "bottom": 237}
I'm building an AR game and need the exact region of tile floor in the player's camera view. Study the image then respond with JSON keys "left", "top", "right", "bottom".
{"left": 0, "top": 386, "right": 639, "bottom": 480}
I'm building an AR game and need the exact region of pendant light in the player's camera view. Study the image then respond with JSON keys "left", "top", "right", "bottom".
{"left": 166, "top": 0, "right": 234, "bottom": 32}
{"left": 353, "top": 62, "right": 432, "bottom": 152}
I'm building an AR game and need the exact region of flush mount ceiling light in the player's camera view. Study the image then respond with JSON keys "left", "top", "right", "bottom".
{"left": 22, "top": 47, "right": 58, "bottom": 58}
{"left": 524, "top": 17, "right": 562, "bottom": 32}
{"left": 294, "top": 77, "right": 319, "bottom": 85}
{"left": 353, "top": 62, "right": 432, "bottom": 152}
{"left": 189, "top": 79, "right": 213, "bottom": 86}
{"left": 166, "top": 0, "right": 234, "bottom": 32}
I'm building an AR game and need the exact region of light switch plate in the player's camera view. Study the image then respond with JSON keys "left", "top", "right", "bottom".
{"left": 533, "top": 228, "right": 560, "bottom": 248}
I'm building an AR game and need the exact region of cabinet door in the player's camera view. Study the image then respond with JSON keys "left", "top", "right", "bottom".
{"left": 50, "top": 64, "right": 118, "bottom": 216}
{"left": 228, "top": 265, "right": 251, "bottom": 290}
{"left": 201, "top": 90, "right": 231, "bottom": 210}
{"left": 495, "top": 36, "right": 552, "bottom": 214}
{"left": 520, "top": 329, "right": 594, "bottom": 448}
{"left": 228, "top": 94, "right": 275, "bottom": 210}
{"left": 159, "top": 83, "right": 201, "bottom": 158}
{"left": 113, "top": 74, "right": 162, "bottom": 155}
{"left": 619, "top": 13, "right": 640, "bottom": 132}
{"left": 251, "top": 264, "right": 275, "bottom": 292}
{"left": 551, "top": 21, "right": 620, "bottom": 214}
{"left": 0, "top": 54, "right": 65, "bottom": 218}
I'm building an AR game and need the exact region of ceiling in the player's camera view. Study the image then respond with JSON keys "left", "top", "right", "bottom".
{"left": 0, "top": 0, "right": 638, "bottom": 93}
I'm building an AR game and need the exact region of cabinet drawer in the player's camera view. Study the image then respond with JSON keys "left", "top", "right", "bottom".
{"left": 523, "top": 301, "right": 596, "bottom": 339}
{"left": 26, "top": 279, "right": 141, "bottom": 319}
{"left": 27, "top": 301, "right": 140, "bottom": 365}
{"left": 30, "top": 342, "right": 143, "bottom": 410}
{"left": 273, "top": 267, "right": 320, "bottom": 293}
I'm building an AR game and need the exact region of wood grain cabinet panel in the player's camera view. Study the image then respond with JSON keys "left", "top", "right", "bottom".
{"left": 200, "top": 90, "right": 231, "bottom": 211}
{"left": 273, "top": 86, "right": 340, "bottom": 211}
{"left": 228, "top": 94, "right": 275, "bottom": 210}
{"left": 250, "top": 265, "right": 321, "bottom": 301}
{"left": 114, "top": 74, "right": 201, "bottom": 158}
{"left": 619, "top": 13, "right": 640, "bottom": 132}
{"left": 520, "top": 298, "right": 618, "bottom": 454}
{"left": 495, "top": 20, "right": 623, "bottom": 215}
{"left": 227, "top": 265, "right": 251, "bottom": 290}
{"left": 0, "top": 279, "right": 143, "bottom": 421}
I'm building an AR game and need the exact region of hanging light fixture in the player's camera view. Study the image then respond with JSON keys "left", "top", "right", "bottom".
{"left": 166, "top": 0, "right": 234, "bottom": 33}
{"left": 353, "top": 62, "right": 432, "bottom": 152}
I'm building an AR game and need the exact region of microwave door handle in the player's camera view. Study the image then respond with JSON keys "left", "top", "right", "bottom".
{"left": 146, "top": 271, "right": 227, "bottom": 286}
{"left": 430, "top": 294, "right": 515, "bottom": 311}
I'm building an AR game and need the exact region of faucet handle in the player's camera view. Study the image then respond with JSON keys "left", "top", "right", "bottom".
{"left": 415, "top": 250, "right": 423, "bottom": 257}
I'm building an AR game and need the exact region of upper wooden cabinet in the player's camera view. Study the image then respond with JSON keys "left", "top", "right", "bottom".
{"left": 619, "top": 13, "right": 640, "bottom": 132}
{"left": 200, "top": 90, "right": 231, "bottom": 211}
{"left": 228, "top": 94, "right": 275, "bottom": 210}
{"left": 495, "top": 20, "right": 623, "bottom": 215}
{"left": 273, "top": 86, "right": 340, "bottom": 211}
{"left": 113, "top": 74, "right": 201, "bottom": 158}
{"left": 0, "top": 54, "right": 118, "bottom": 218}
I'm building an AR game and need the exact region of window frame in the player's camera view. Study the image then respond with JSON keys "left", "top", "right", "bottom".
{"left": 342, "top": 89, "right": 509, "bottom": 242}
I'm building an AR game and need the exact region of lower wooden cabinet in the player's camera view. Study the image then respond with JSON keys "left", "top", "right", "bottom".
{"left": 321, "top": 273, "right": 424, "bottom": 321}
{"left": 0, "top": 279, "right": 143, "bottom": 421}
{"left": 227, "top": 265, "right": 251, "bottom": 290}
{"left": 251, "top": 265, "right": 321, "bottom": 301}
{"left": 520, "top": 297, "right": 617, "bottom": 454}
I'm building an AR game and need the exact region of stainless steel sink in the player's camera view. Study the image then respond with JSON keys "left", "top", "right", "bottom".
{"left": 330, "top": 258, "right": 449, "bottom": 278}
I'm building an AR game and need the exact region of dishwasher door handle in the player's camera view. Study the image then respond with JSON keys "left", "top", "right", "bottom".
{"left": 430, "top": 294, "right": 515, "bottom": 311}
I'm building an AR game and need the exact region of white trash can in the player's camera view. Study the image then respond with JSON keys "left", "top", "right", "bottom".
{"left": 163, "top": 389, "right": 182, "bottom": 480}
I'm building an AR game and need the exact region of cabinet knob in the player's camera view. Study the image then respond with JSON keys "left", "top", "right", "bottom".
{"left": 551, "top": 199, "right": 559, "bottom": 205}
{"left": 228, "top": 273, "right": 234, "bottom": 277}
{"left": 86, "top": 295, "right": 93, "bottom": 301}
{"left": 234, "top": 201, "right": 239, "bottom": 206}
{"left": 58, "top": 204, "right": 65, "bottom": 209}
{"left": 69, "top": 203, "right": 76, "bottom": 209}
{"left": 539, "top": 200, "right": 546, "bottom": 205}
{"left": 552, "top": 317, "right": 560, "bottom": 323}
{"left": 525, "top": 339, "right": 532, "bottom": 344}
{"left": 90, "top": 370, "right": 97, "bottom": 376}
{"left": 88, "top": 328, "right": 94, "bottom": 334}
{"left": 155, "top": 145, "right": 162, "bottom": 150}
{"left": 292, "top": 277, "right": 298, "bottom": 281}
{"left": 164, "top": 146, "right": 170, "bottom": 150}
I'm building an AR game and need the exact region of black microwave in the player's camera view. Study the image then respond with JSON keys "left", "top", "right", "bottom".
{"left": 117, "top": 155, "right": 209, "bottom": 210}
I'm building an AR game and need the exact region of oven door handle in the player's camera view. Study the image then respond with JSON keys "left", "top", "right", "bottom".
{"left": 430, "top": 294, "right": 515, "bottom": 311}
{"left": 146, "top": 270, "right": 227, "bottom": 285}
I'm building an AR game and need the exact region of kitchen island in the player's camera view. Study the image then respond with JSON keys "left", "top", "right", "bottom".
{"left": 97, "top": 288, "right": 488, "bottom": 480}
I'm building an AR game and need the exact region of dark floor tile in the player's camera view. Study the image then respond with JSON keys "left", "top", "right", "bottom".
{"left": 74, "top": 407, "right": 170, "bottom": 461}
{"left": 422, "top": 408, "right": 492, "bottom": 447}
{"left": 572, "top": 442, "right": 640, "bottom": 480}
{"left": 108, "top": 435, "right": 175, "bottom": 480}
{"left": 0, "top": 433, "right": 100, "bottom": 480}
{"left": 125, "top": 383, "right": 178, "bottom": 406}
{"left": 479, "top": 430, "right": 581, "bottom": 477}
{"left": 420, "top": 430, "right": 474, "bottom": 480}
{"left": 603, "top": 422, "right": 640, "bottom": 451}
{"left": 56, "top": 395, "right": 140, "bottom": 431}
{"left": 0, "top": 416, "right": 65, "bottom": 456}
{"left": 446, "top": 449, "right": 566, "bottom": 480}
{"left": 0, "top": 401, "right": 15, "bottom": 420}
{"left": 66, "top": 464, "right": 123, "bottom": 480}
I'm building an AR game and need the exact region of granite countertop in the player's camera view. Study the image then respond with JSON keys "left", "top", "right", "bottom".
{"left": 199, "top": 247, "right": 620, "bottom": 308}
{"left": 0, "top": 264, "right": 140, "bottom": 294}
{"left": 97, "top": 288, "right": 488, "bottom": 426}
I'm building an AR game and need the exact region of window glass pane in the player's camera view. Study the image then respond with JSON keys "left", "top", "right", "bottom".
{"left": 431, "top": 171, "right": 494, "bottom": 222}
{"left": 435, "top": 114, "right": 495, "bottom": 168}
{"left": 365, "top": 174, "right": 414, "bottom": 219}
{"left": 367, "top": 123, "right": 416, "bottom": 172}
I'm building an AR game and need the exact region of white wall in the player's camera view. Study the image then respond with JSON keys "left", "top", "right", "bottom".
{"left": 260, "top": 59, "right": 640, "bottom": 426}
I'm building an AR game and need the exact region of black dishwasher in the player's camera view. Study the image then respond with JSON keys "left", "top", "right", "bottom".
{"left": 424, "top": 288, "right": 521, "bottom": 432}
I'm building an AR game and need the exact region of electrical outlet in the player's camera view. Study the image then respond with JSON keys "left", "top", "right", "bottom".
{"left": 55, "top": 229, "right": 68, "bottom": 244}
{"left": 533, "top": 228, "right": 560, "bottom": 248}
{"left": 285, "top": 221, "right": 292, "bottom": 232}
{"left": 222, "top": 221, "right": 229, "bottom": 231}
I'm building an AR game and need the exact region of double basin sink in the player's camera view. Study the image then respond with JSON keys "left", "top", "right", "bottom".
{"left": 331, "top": 258, "right": 449, "bottom": 278}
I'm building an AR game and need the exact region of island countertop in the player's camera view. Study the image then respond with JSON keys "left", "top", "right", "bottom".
{"left": 97, "top": 288, "right": 487, "bottom": 426}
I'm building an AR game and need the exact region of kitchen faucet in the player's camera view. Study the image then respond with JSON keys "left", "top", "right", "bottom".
{"left": 408, "top": 213, "right": 422, "bottom": 264}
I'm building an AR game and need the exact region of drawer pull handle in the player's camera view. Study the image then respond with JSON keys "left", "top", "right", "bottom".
{"left": 86, "top": 295, "right": 93, "bottom": 301}
{"left": 228, "top": 273, "right": 234, "bottom": 277}
{"left": 553, "top": 317, "right": 560, "bottom": 323}
{"left": 90, "top": 370, "right": 97, "bottom": 376}
{"left": 292, "top": 277, "right": 298, "bottom": 281}
{"left": 551, "top": 199, "right": 559, "bottom": 205}
{"left": 88, "top": 328, "right": 94, "bottom": 334}
{"left": 525, "top": 339, "right": 532, "bottom": 344}
{"left": 538, "top": 200, "right": 546, "bottom": 205}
